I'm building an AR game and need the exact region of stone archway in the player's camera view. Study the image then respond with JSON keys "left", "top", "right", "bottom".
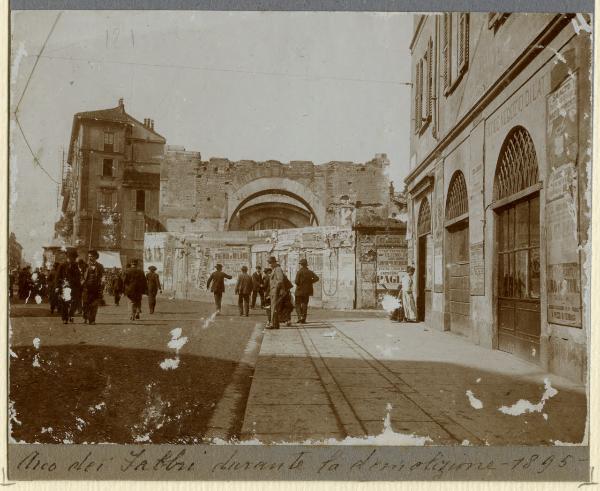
{"left": 226, "top": 177, "right": 327, "bottom": 230}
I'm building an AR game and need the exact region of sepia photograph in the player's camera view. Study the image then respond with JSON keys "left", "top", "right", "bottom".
{"left": 5, "top": 2, "right": 594, "bottom": 482}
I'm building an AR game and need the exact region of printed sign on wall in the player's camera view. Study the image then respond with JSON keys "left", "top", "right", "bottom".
{"left": 546, "top": 73, "right": 581, "bottom": 327}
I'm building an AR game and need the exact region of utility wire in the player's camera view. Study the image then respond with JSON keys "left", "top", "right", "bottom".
{"left": 39, "top": 53, "right": 413, "bottom": 87}
{"left": 13, "top": 11, "right": 63, "bottom": 185}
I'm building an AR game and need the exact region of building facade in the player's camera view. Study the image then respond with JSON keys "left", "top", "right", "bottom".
{"left": 160, "top": 148, "right": 397, "bottom": 233}
{"left": 406, "top": 13, "right": 592, "bottom": 383}
{"left": 56, "top": 99, "right": 166, "bottom": 266}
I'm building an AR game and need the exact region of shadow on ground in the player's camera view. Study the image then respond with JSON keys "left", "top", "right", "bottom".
{"left": 10, "top": 345, "right": 252, "bottom": 444}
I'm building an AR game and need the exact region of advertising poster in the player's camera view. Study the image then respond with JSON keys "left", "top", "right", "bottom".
{"left": 376, "top": 247, "right": 407, "bottom": 292}
{"left": 546, "top": 73, "right": 581, "bottom": 327}
{"left": 143, "top": 233, "right": 166, "bottom": 272}
{"left": 470, "top": 241, "right": 485, "bottom": 295}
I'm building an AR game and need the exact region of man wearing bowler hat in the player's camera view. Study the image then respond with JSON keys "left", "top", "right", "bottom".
{"left": 82, "top": 250, "right": 105, "bottom": 325}
{"left": 294, "top": 257, "right": 319, "bottom": 324}
{"left": 206, "top": 263, "right": 232, "bottom": 315}
{"left": 124, "top": 259, "right": 147, "bottom": 321}
{"left": 146, "top": 265, "right": 162, "bottom": 314}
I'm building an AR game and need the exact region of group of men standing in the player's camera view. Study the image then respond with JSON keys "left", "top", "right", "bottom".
{"left": 43, "top": 249, "right": 162, "bottom": 324}
{"left": 206, "top": 256, "right": 319, "bottom": 329}
{"left": 53, "top": 248, "right": 105, "bottom": 324}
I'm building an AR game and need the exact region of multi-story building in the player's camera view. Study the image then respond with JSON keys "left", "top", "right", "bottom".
{"left": 405, "top": 13, "right": 592, "bottom": 383}
{"left": 56, "top": 99, "right": 166, "bottom": 266}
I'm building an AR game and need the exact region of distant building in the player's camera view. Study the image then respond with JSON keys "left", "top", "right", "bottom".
{"left": 160, "top": 149, "right": 398, "bottom": 233}
{"left": 8, "top": 233, "right": 23, "bottom": 271}
{"left": 405, "top": 13, "right": 592, "bottom": 383}
{"left": 56, "top": 99, "right": 166, "bottom": 266}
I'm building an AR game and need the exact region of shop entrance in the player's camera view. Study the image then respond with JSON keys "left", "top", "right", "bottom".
{"left": 493, "top": 127, "right": 541, "bottom": 362}
{"left": 445, "top": 171, "right": 470, "bottom": 337}
{"left": 417, "top": 198, "right": 432, "bottom": 322}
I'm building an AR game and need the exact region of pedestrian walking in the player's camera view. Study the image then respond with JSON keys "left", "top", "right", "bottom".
{"left": 18, "top": 266, "right": 32, "bottom": 301}
{"left": 81, "top": 250, "right": 105, "bottom": 325}
{"left": 401, "top": 266, "right": 417, "bottom": 322}
{"left": 123, "top": 259, "right": 147, "bottom": 321}
{"left": 55, "top": 248, "right": 82, "bottom": 324}
{"left": 47, "top": 263, "right": 60, "bottom": 313}
{"left": 111, "top": 268, "right": 124, "bottom": 306}
{"left": 146, "top": 265, "right": 162, "bottom": 314}
{"left": 235, "top": 266, "right": 253, "bottom": 317}
{"left": 206, "top": 264, "right": 232, "bottom": 315}
{"left": 294, "top": 258, "right": 319, "bottom": 324}
{"left": 76, "top": 259, "right": 88, "bottom": 314}
{"left": 262, "top": 267, "right": 272, "bottom": 327}
{"left": 250, "top": 265, "right": 265, "bottom": 308}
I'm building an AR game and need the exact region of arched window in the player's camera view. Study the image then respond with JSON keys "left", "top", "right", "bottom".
{"left": 445, "top": 170, "right": 469, "bottom": 221}
{"left": 417, "top": 198, "right": 432, "bottom": 236}
{"left": 493, "top": 126, "right": 539, "bottom": 201}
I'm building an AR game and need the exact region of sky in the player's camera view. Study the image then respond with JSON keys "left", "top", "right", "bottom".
{"left": 10, "top": 10, "right": 414, "bottom": 265}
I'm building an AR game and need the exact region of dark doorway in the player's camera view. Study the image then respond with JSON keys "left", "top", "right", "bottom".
{"left": 497, "top": 194, "right": 541, "bottom": 362}
{"left": 416, "top": 197, "right": 432, "bottom": 322}
{"left": 417, "top": 236, "right": 427, "bottom": 321}
{"left": 447, "top": 221, "right": 470, "bottom": 336}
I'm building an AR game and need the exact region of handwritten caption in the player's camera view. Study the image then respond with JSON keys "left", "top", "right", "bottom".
{"left": 13, "top": 447, "right": 587, "bottom": 480}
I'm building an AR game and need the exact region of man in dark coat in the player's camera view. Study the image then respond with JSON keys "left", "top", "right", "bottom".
{"left": 146, "top": 265, "right": 162, "bottom": 314}
{"left": 47, "top": 263, "right": 60, "bottom": 313}
{"left": 250, "top": 265, "right": 265, "bottom": 309}
{"left": 262, "top": 267, "right": 272, "bottom": 327}
{"left": 82, "top": 250, "right": 105, "bottom": 325}
{"left": 294, "top": 258, "right": 320, "bottom": 324}
{"left": 76, "top": 259, "right": 88, "bottom": 314}
{"left": 18, "top": 266, "right": 32, "bottom": 300}
{"left": 235, "top": 266, "right": 253, "bottom": 317}
{"left": 55, "top": 248, "right": 82, "bottom": 324}
{"left": 111, "top": 268, "right": 124, "bottom": 306}
{"left": 206, "top": 263, "right": 232, "bottom": 315}
{"left": 123, "top": 259, "right": 147, "bottom": 321}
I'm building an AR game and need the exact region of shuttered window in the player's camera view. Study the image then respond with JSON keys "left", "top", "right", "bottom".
{"left": 426, "top": 38, "right": 433, "bottom": 121}
{"left": 443, "top": 13, "right": 469, "bottom": 94}
{"left": 104, "top": 132, "right": 114, "bottom": 152}
{"left": 442, "top": 13, "right": 451, "bottom": 92}
{"left": 134, "top": 219, "right": 145, "bottom": 240}
{"left": 458, "top": 13, "right": 469, "bottom": 74}
{"left": 414, "top": 60, "right": 422, "bottom": 132}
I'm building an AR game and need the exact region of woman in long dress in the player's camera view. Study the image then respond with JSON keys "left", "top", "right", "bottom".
{"left": 401, "top": 266, "right": 417, "bottom": 322}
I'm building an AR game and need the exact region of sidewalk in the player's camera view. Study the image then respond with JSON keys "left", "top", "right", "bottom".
{"left": 240, "top": 317, "right": 587, "bottom": 445}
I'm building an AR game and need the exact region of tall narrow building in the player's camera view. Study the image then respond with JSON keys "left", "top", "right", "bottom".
{"left": 55, "top": 99, "right": 166, "bottom": 266}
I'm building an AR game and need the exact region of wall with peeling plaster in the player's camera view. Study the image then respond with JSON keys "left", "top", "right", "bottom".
{"left": 144, "top": 224, "right": 407, "bottom": 311}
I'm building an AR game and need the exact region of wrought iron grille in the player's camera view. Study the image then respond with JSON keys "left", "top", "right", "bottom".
{"left": 494, "top": 126, "right": 539, "bottom": 201}
{"left": 446, "top": 171, "right": 469, "bottom": 220}
{"left": 417, "top": 198, "right": 431, "bottom": 236}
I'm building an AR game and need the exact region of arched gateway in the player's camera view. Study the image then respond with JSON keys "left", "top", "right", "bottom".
{"left": 226, "top": 177, "right": 326, "bottom": 231}
{"left": 493, "top": 126, "right": 541, "bottom": 362}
